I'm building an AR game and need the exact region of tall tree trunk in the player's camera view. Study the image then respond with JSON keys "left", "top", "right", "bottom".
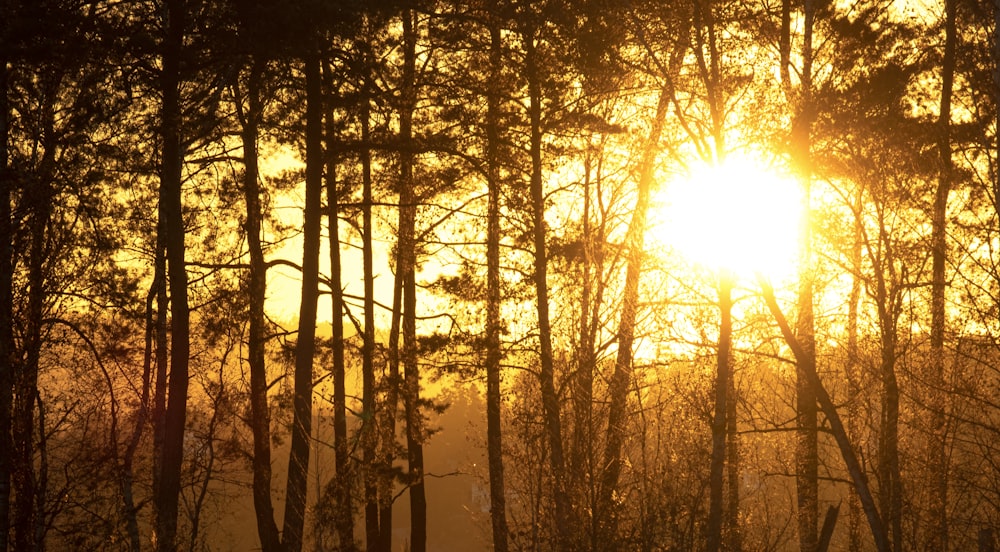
{"left": 155, "top": 0, "right": 191, "bottom": 545}
{"left": 360, "top": 69, "right": 381, "bottom": 552}
{"left": 574, "top": 146, "right": 599, "bottom": 549}
{"left": 12, "top": 83, "right": 56, "bottom": 552}
{"left": 846, "top": 187, "right": 864, "bottom": 552}
{"left": 123, "top": 236, "right": 162, "bottom": 552}
{"left": 596, "top": 87, "right": 670, "bottom": 551}
{"left": 378, "top": 251, "right": 400, "bottom": 552}
{"left": 151, "top": 210, "right": 168, "bottom": 541}
{"left": 397, "top": 11, "right": 427, "bottom": 552}
{"left": 995, "top": 0, "right": 1000, "bottom": 253}
{"left": 281, "top": 50, "right": 323, "bottom": 552}
{"left": 239, "top": 57, "right": 281, "bottom": 552}
{"left": 928, "top": 0, "right": 956, "bottom": 548}
{"left": 525, "top": 25, "right": 573, "bottom": 551}
{"left": 485, "top": 5, "right": 509, "bottom": 552}
{"left": 870, "top": 220, "right": 902, "bottom": 552}
{"left": 707, "top": 273, "right": 733, "bottom": 552}
{"left": 323, "top": 58, "right": 356, "bottom": 552}
{"left": 726, "top": 357, "right": 742, "bottom": 552}
{"left": 380, "top": 149, "right": 403, "bottom": 552}
{"left": 692, "top": 2, "right": 737, "bottom": 548}
{"left": 0, "top": 41, "right": 13, "bottom": 552}
{"left": 791, "top": 0, "right": 818, "bottom": 549}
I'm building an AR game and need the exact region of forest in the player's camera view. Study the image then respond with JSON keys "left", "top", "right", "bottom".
{"left": 3, "top": 0, "right": 1000, "bottom": 550}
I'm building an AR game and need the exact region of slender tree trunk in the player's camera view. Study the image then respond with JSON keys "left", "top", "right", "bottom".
{"left": 759, "top": 280, "right": 888, "bottom": 552}
{"left": 485, "top": 6, "right": 509, "bottom": 552}
{"left": 12, "top": 89, "right": 56, "bottom": 552}
{"left": 791, "top": 0, "right": 818, "bottom": 549}
{"left": 869, "top": 221, "right": 902, "bottom": 552}
{"left": 525, "top": 26, "right": 573, "bottom": 551}
{"left": 155, "top": 0, "right": 191, "bottom": 544}
{"left": 574, "top": 147, "right": 599, "bottom": 548}
{"left": 707, "top": 273, "right": 733, "bottom": 552}
{"left": 123, "top": 240, "right": 161, "bottom": 552}
{"left": 846, "top": 187, "right": 864, "bottom": 552}
{"left": 692, "top": 2, "right": 739, "bottom": 548}
{"left": 281, "top": 50, "right": 324, "bottom": 552}
{"left": 323, "top": 59, "right": 356, "bottom": 552}
{"left": 397, "top": 11, "right": 426, "bottom": 552}
{"left": 151, "top": 209, "right": 168, "bottom": 539}
{"left": 878, "top": 317, "right": 901, "bottom": 552}
{"left": 597, "top": 87, "right": 670, "bottom": 551}
{"left": 380, "top": 164, "right": 402, "bottom": 552}
{"left": 360, "top": 72, "right": 381, "bottom": 552}
{"left": 0, "top": 43, "right": 13, "bottom": 552}
{"left": 928, "top": 0, "right": 956, "bottom": 549}
{"left": 401, "top": 199, "right": 424, "bottom": 552}
{"left": 726, "top": 358, "right": 741, "bottom": 552}
{"left": 995, "top": 0, "right": 1000, "bottom": 254}
{"left": 239, "top": 57, "right": 282, "bottom": 552}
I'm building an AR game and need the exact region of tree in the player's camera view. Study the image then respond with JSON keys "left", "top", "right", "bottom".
{"left": 522, "top": 12, "right": 575, "bottom": 549}
{"left": 927, "top": 0, "right": 957, "bottom": 548}
{"left": 483, "top": 2, "right": 510, "bottom": 550}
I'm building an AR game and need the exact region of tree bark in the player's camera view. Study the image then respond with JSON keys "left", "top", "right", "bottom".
{"left": 995, "top": 0, "right": 1000, "bottom": 254}
{"left": 726, "top": 349, "right": 742, "bottom": 552}
{"left": 397, "top": 10, "right": 427, "bottom": 552}
{"left": 360, "top": 65, "right": 381, "bottom": 552}
{"left": 154, "top": 0, "right": 191, "bottom": 546}
{"left": 324, "top": 58, "right": 356, "bottom": 552}
{"left": 927, "top": 0, "right": 956, "bottom": 548}
{"left": 281, "top": 50, "right": 323, "bottom": 552}
{"left": 12, "top": 80, "right": 57, "bottom": 552}
{"left": 0, "top": 41, "right": 13, "bottom": 552}
{"left": 707, "top": 272, "right": 733, "bottom": 552}
{"left": 123, "top": 224, "right": 162, "bottom": 552}
{"left": 869, "top": 216, "right": 902, "bottom": 552}
{"left": 485, "top": 5, "right": 509, "bottom": 552}
{"left": 790, "top": 0, "right": 818, "bottom": 549}
{"left": 846, "top": 187, "right": 864, "bottom": 552}
{"left": 525, "top": 25, "right": 574, "bottom": 551}
{"left": 239, "top": 57, "right": 281, "bottom": 552}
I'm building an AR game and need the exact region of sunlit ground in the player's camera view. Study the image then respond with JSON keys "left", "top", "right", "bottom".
{"left": 651, "top": 153, "right": 803, "bottom": 281}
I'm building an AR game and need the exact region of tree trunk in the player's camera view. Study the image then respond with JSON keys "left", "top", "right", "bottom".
{"left": 122, "top": 229, "right": 162, "bottom": 552}
{"left": 759, "top": 280, "right": 889, "bottom": 551}
{"left": 361, "top": 70, "right": 381, "bottom": 552}
{"left": 525, "top": 25, "right": 574, "bottom": 551}
{"left": 707, "top": 273, "right": 733, "bottom": 552}
{"left": 869, "top": 220, "right": 902, "bottom": 552}
{"left": 995, "top": 0, "right": 1000, "bottom": 256}
{"left": 154, "top": 0, "right": 191, "bottom": 546}
{"left": 927, "top": 0, "right": 956, "bottom": 548}
{"left": 597, "top": 87, "right": 670, "bottom": 550}
{"left": 846, "top": 187, "right": 864, "bottom": 552}
{"left": 0, "top": 44, "right": 13, "bottom": 552}
{"left": 151, "top": 210, "right": 168, "bottom": 542}
{"left": 12, "top": 85, "right": 56, "bottom": 552}
{"left": 726, "top": 353, "right": 742, "bottom": 552}
{"left": 397, "top": 10, "right": 427, "bottom": 552}
{"left": 791, "top": 0, "right": 818, "bottom": 549}
{"left": 324, "top": 58, "right": 356, "bottom": 552}
{"left": 240, "top": 57, "right": 281, "bottom": 552}
{"left": 485, "top": 5, "right": 509, "bottom": 552}
{"left": 281, "top": 50, "right": 323, "bottom": 552}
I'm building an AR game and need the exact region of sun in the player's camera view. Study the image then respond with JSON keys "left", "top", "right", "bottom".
{"left": 652, "top": 153, "right": 803, "bottom": 280}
